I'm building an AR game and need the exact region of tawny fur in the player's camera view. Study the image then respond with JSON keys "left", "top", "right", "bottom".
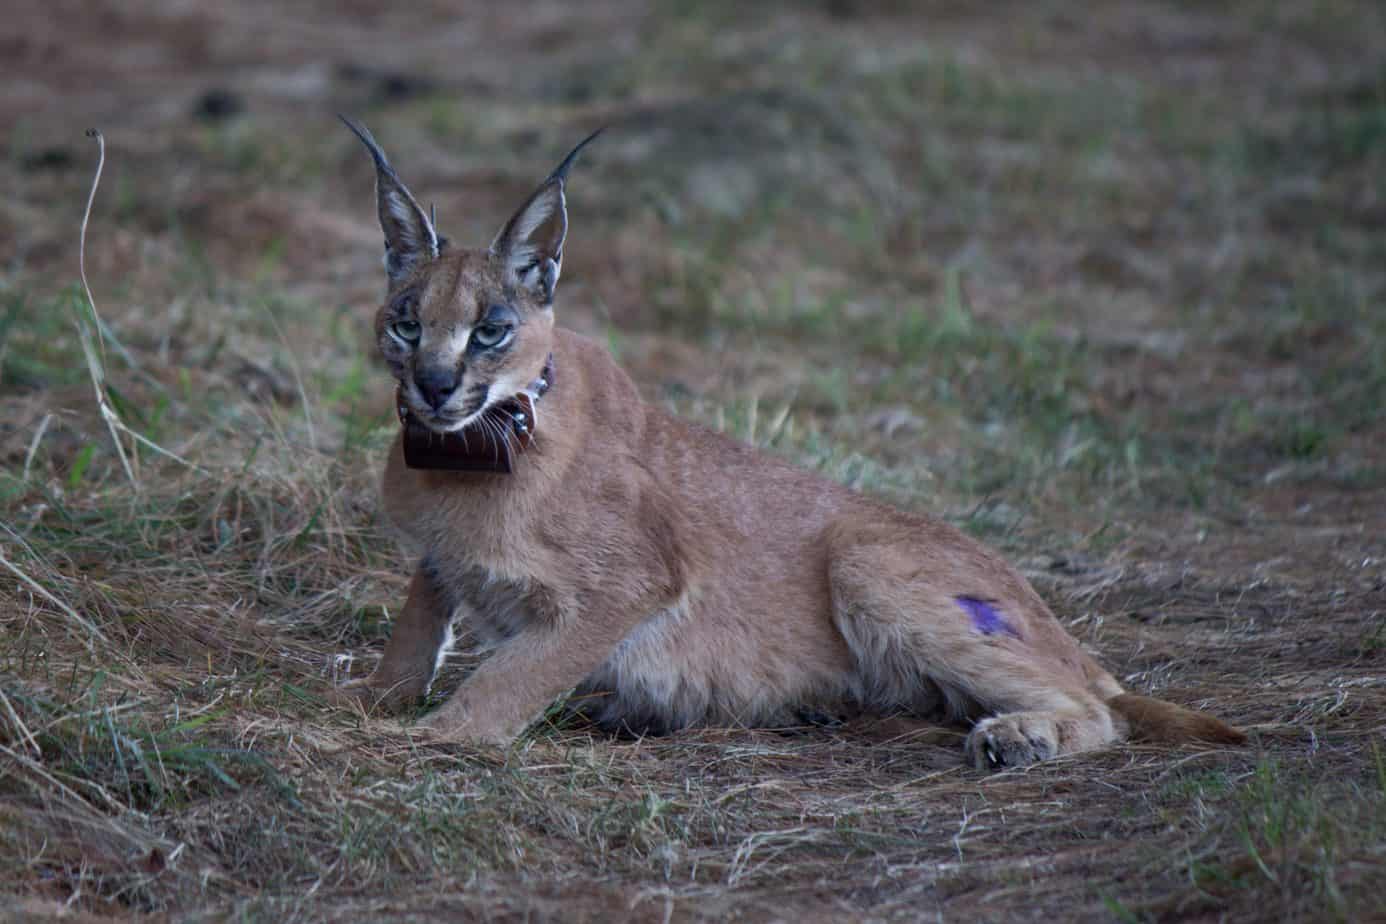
{"left": 336, "top": 122, "right": 1244, "bottom": 769}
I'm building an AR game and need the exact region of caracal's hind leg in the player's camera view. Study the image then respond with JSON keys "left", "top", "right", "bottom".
{"left": 825, "top": 518, "right": 1127, "bottom": 770}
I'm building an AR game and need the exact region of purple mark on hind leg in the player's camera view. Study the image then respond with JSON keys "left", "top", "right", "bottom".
{"left": 957, "top": 596, "right": 1021, "bottom": 639}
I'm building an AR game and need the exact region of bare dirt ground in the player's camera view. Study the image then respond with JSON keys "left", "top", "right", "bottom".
{"left": 2, "top": 1, "right": 1384, "bottom": 920}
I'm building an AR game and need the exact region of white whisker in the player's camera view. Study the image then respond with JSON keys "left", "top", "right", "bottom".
{"left": 526, "top": 400, "right": 543, "bottom": 453}
{"left": 477, "top": 414, "right": 496, "bottom": 465}
{"left": 482, "top": 413, "right": 505, "bottom": 468}
{"left": 501, "top": 412, "right": 523, "bottom": 460}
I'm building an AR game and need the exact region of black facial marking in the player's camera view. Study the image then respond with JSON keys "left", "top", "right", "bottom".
{"left": 483, "top": 303, "right": 520, "bottom": 326}
{"left": 459, "top": 383, "right": 490, "bottom": 416}
{"left": 389, "top": 288, "right": 419, "bottom": 318}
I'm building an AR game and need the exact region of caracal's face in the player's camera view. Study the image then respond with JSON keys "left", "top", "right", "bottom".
{"left": 375, "top": 250, "right": 555, "bottom": 433}
{"left": 342, "top": 117, "right": 599, "bottom": 433}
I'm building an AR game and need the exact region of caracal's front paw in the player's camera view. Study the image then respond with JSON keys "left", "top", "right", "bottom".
{"left": 965, "top": 714, "right": 1059, "bottom": 771}
{"left": 331, "top": 674, "right": 425, "bottom": 715}
{"left": 413, "top": 702, "right": 517, "bottom": 747}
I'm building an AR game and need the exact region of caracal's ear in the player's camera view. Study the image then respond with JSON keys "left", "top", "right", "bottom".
{"left": 339, "top": 115, "right": 440, "bottom": 289}
{"left": 489, "top": 128, "right": 602, "bottom": 305}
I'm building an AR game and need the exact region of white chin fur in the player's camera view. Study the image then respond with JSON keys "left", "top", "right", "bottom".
{"left": 417, "top": 405, "right": 484, "bottom": 433}
{"left": 411, "top": 397, "right": 495, "bottom": 434}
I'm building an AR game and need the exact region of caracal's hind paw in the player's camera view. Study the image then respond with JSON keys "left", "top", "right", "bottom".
{"left": 964, "top": 714, "right": 1060, "bottom": 770}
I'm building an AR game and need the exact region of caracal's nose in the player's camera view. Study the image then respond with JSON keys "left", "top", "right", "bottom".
{"left": 414, "top": 367, "right": 459, "bottom": 411}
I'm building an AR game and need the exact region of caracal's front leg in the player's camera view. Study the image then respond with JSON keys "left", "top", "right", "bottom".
{"left": 335, "top": 563, "right": 452, "bottom": 714}
{"left": 416, "top": 604, "right": 641, "bottom": 746}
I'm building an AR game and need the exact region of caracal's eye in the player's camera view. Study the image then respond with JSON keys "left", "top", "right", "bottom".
{"left": 391, "top": 319, "right": 422, "bottom": 343}
{"left": 471, "top": 323, "right": 510, "bottom": 349}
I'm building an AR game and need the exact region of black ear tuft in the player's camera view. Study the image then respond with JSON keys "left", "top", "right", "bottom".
{"left": 340, "top": 115, "right": 440, "bottom": 288}
{"left": 546, "top": 127, "right": 604, "bottom": 185}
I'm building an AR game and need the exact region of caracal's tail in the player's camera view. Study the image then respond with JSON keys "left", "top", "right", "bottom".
{"left": 1107, "top": 693, "right": 1246, "bottom": 745}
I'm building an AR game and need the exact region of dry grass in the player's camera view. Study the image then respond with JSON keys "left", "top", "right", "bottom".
{"left": 3, "top": 1, "right": 1385, "bottom": 920}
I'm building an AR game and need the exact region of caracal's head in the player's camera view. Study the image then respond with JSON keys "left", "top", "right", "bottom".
{"left": 342, "top": 117, "right": 599, "bottom": 433}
